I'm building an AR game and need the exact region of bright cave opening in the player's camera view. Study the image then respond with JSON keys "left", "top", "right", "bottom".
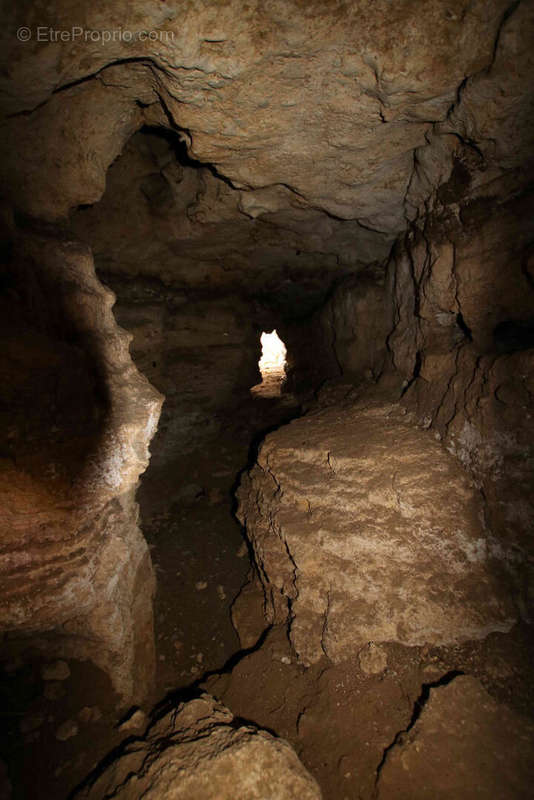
{"left": 251, "top": 329, "right": 287, "bottom": 398}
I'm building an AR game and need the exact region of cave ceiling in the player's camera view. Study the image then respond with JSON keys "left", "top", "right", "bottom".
{"left": 1, "top": 0, "right": 533, "bottom": 308}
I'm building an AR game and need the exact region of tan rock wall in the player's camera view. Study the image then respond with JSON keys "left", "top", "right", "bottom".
{"left": 0, "top": 227, "right": 163, "bottom": 703}
{"left": 386, "top": 187, "right": 534, "bottom": 618}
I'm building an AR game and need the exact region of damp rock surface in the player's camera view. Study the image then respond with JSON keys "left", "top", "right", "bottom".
{"left": 74, "top": 694, "right": 322, "bottom": 800}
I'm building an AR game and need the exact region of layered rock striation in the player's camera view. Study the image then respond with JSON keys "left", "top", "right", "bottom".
{"left": 0, "top": 228, "right": 162, "bottom": 702}
{"left": 237, "top": 400, "right": 516, "bottom": 664}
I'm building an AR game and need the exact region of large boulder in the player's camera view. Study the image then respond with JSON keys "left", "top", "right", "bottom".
{"left": 75, "top": 694, "right": 322, "bottom": 800}
{"left": 237, "top": 400, "right": 516, "bottom": 665}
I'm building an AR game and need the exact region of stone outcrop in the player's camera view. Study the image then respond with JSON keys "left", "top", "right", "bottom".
{"left": 0, "top": 226, "right": 162, "bottom": 703}
{"left": 75, "top": 694, "right": 322, "bottom": 800}
{"left": 237, "top": 400, "right": 515, "bottom": 665}
{"left": 318, "top": 273, "right": 390, "bottom": 380}
{"left": 377, "top": 675, "right": 534, "bottom": 799}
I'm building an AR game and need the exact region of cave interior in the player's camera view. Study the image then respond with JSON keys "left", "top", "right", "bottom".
{"left": 1, "top": 1, "right": 534, "bottom": 799}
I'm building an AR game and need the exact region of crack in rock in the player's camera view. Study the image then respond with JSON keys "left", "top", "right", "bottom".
{"left": 373, "top": 669, "right": 464, "bottom": 798}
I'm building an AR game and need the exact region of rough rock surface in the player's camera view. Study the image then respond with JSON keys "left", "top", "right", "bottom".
{"left": 2, "top": 0, "right": 532, "bottom": 272}
{"left": 237, "top": 400, "right": 515, "bottom": 665}
{"left": 386, "top": 169, "right": 534, "bottom": 618}
{"left": 318, "top": 273, "right": 390, "bottom": 380}
{"left": 100, "top": 271, "right": 260, "bottom": 473}
{"left": 0, "top": 228, "right": 162, "bottom": 702}
{"left": 69, "top": 129, "right": 387, "bottom": 315}
{"left": 377, "top": 675, "right": 534, "bottom": 799}
{"left": 75, "top": 694, "right": 322, "bottom": 800}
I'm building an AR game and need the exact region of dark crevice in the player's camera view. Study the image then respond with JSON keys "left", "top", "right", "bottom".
{"left": 6, "top": 57, "right": 165, "bottom": 119}
{"left": 400, "top": 349, "right": 422, "bottom": 397}
{"left": 373, "top": 669, "right": 464, "bottom": 795}
{"left": 488, "top": 1, "right": 521, "bottom": 74}
{"left": 70, "top": 624, "right": 277, "bottom": 798}
{"left": 150, "top": 625, "right": 274, "bottom": 724}
{"left": 67, "top": 735, "right": 145, "bottom": 799}
{"left": 155, "top": 91, "right": 238, "bottom": 189}
{"left": 69, "top": 684, "right": 282, "bottom": 800}
{"left": 456, "top": 312, "right": 473, "bottom": 341}
{"left": 7, "top": 59, "right": 239, "bottom": 194}
{"left": 494, "top": 318, "right": 534, "bottom": 353}
{"left": 138, "top": 124, "right": 203, "bottom": 171}
{"left": 230, "top": 408, "right": 303, "bottom": 517}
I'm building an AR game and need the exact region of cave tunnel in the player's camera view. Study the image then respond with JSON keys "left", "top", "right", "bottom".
{"left": 1, "top": 2, "right": 534, "bottom": 799}
{"left": 251, "top": 329, "right": 288, "bottom": 397}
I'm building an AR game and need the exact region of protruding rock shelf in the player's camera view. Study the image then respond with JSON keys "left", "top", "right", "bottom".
{"left": 237, "top": 400, "right": 516, "bottom": 665}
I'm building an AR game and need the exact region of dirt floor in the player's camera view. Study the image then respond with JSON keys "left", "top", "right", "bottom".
{"left": 1, "top": 390, "right": 534, "bottom": 800}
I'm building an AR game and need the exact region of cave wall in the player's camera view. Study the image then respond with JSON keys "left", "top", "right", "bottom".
{"left": 318, "top": 271, "right": 391, "bottom": 381}
{"left": 101, "top": 274, "right": 261, "bottom": 473}
{"left": 0, "top": 221, "right": 162, "bottom": 703}
{"left": 386, "top": 186, "right": 534, "bottom": 618}
{"left": 299, "top": 0, "right": 534, "bottom": 616}
{"left": 372, "top": 0, "right": 534, "bottom": 619}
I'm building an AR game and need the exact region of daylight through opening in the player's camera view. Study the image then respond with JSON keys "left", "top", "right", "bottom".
{"left": 251, "top": 330, "right": 287, "bottom": 398}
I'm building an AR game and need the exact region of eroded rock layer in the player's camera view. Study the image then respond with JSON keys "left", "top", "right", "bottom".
{"left": 237, "top": 400, "right": 515, "bottom": 664}
{"left": 0, "top": 229, "right": 162, "bottom": 702}
{"left": 75, "top": 694, "right": 322, "bottom": 800}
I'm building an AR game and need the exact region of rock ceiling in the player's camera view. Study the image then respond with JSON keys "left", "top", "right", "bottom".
{"left": 2, "top": 0, "right": 532, "bottom": 299}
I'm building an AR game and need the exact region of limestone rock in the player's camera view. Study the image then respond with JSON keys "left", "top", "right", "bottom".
{"left": 319, "top": 275, "right": 389, "bottom": 379}
{"left": 99, "top": 266, "right": 261, "bottom": 476}
{"left": 0, "top": 76, "right": 146, "bottom": 221}
{"left": 377, "top": 676, "right": 534, "bottom": 799}
{"left": 358, "top": 643, "right": 388, "bottom": 676}
{"left": 386, "top": 180, "right": 534, "bottom": 617}
{"left": 2, "top": 1, "right": 528, "bottom": 239}
{"left": 117, "top": 708, "right": 148, "bottom": 735}
{"left": 237, "top": 400, "right": 515, "bottom": 665}
{"left": 68, "top": 128, "right": 384, "bottom": 333}
{"left": 0, "top": 230, "right": 163, "bottom": 703}
{"left": 74, "top": 694, "right": 322, "bottom": 800}
{"left": 231, "top": 575, "right": 268, "bottom": 650}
